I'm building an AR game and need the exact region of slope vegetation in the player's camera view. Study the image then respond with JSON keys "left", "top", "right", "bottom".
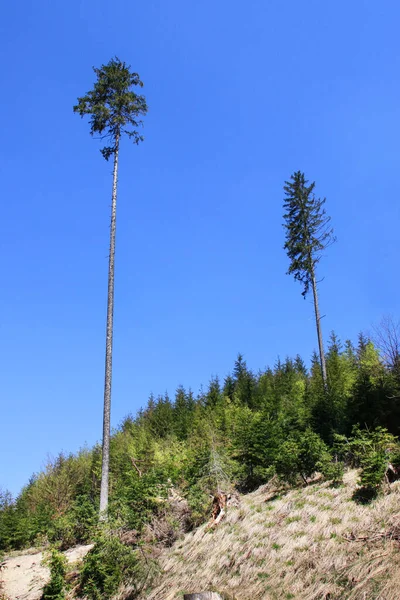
{"left": 141, "top": 471, "right": 400, "bottom": 600}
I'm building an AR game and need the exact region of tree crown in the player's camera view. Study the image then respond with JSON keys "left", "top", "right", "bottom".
{"left": 283, "top": 171, "right": 335, "bottom": 297}
{"left": 73, "top": 57, "right": 148, "bottom": 160}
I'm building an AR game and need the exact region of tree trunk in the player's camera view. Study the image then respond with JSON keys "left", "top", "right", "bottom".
{"left": 99, "top": 132, "right": 120, "bottom": 520}
{"left": 183, "top": 594, "right": 223, "bottom": 600}
{"left": 311, "top": 267, "right": 328, "bottom": 390}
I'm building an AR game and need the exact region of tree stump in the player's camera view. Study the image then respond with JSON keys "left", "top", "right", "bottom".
{"left": 183, "top": 594, "right": 223, "bottom": 600}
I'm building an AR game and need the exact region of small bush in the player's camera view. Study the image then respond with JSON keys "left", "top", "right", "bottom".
{"left": 185, "top": 484, "right": 211, "bottom": 527}
{"left": 49, "top": 496, "right": 97, "bottom": 549}
{"left": 359, "top": 451, "right": 388, "bottom": 490}
{"left": 41, "top": 547, "right": 67, "bottom": 600}
{"left": 79, "top": 533, "right": 142, "bottom": 600}
{"left": 336, "top": 427, "right": 400, "bottom": 500}
{"left": 275, "top": 430, "right": 329, "bottom": 484}
{"left": 319, "top": 458, "right": 344, "bottom": 486}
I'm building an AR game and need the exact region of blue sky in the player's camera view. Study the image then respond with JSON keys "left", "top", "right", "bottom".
{"left": 1, "top": 0, "right": 400, "bottom": 497}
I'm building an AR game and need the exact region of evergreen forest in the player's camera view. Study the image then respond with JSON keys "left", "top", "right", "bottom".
{"left": 2, "top": 330, "right": 400, "bottom": 557}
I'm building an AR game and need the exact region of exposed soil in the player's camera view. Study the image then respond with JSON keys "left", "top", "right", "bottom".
{"left": 1, "top": 544, "right": 92, "bottom": 600}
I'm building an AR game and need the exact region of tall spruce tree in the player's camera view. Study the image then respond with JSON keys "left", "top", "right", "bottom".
{"left": 74, "top": 58, "right": 147, "bottom": 519}
{"left": 283, "top": 171, "right": 335, "bottom": 389}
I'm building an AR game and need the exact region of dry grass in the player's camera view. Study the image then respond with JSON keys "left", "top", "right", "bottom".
{"left": 138, "top": 471, "right": 400, "bottom": 600}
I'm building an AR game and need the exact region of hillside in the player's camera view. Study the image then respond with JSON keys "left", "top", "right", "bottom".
{"left": 2, "top": 471, "right": 400, "bottom": 600}
{"left": 139, "top": 471, "right": 400, "bottom": 600}
{"left": 2, "top": 343, "right": 400, "bottom": 600}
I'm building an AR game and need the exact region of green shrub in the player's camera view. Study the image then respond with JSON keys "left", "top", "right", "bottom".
{"left": 108, "top": 472, "right": 163, "bottom": 532}
{"left": 79, "top": 534, "right": 141, "bottom": 600}
{"left": 41, "top": 547, "right": 67, "bottom": 600}
{"left": 319, "top": 458, "right": 344, "bottom": 485}
{"left": 275, "top": 429, "right": 329, "bottom": 484}
{"left": 389, "top": 448, "right": 400, "bottom": 469}
{"left": 49, "top": 495, "right": 97, "bottom": 549}
{"left": 335, "top": 427, "right": 400, "bottom": 500}
{"left": 335, "top": 426, "right": 398, "bottom": 467}
{"left": 185, "top": 484, "right": 211, "bottom": 528}
{"left": 356, "top": 450, "right": 388, "bottom": 501}
{"left": 274, "top": 437, "right": 301, "bottom": 484}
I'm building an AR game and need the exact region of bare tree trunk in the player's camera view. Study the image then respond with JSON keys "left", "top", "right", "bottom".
{"left": 99, "top": 132, "right": 120, "bottom": 520}
{"left": 311, "top": 268, "right": 328, "bottom": 390}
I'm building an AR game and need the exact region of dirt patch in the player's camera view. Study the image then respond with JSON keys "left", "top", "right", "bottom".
{"left": 1, "top": 544, "right": 92, "bottom": 600}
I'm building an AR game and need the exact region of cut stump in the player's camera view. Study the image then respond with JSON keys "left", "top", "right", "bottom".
{"left": 183, "top": 594, "right": 223, "bottom": 600}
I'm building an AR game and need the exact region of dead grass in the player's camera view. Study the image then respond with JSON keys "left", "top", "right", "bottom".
{"left": 138, "top": 470, "right": 400, "bottom": 600}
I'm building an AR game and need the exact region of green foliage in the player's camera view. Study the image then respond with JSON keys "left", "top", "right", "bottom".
{"left": 4, "top": 451, "right": 96, "bottom": 550}
{"left": 283, "top": 171, "right": 334, "bottom": 298}
{"left": 184, "top": 484, "right": 211, "bottom": 527}
{"left": 358, "top": 451, "right": 388, "bottom": 494}
{"left": 73, "top": 57, "right": 148, "bottom": 159}
{"left": 141, "top": 394, "right": 175, "bottom": 439}
{"left": 335, "top": 426, "right": 400, "bottom": 500}
{"left": 274, "top": 429, "right": 330, "bottom": 484}
{"left": 109, "top": 471, "right": 163, "bottom": 531}
{"left": 230, "top": 407, "right": 280, "bottom": 490}
{"left": 348, "top": 341, "right": 400, "bottom": 433}
{"left": 233, "top": 354, "right": 257, "bottom": 408}
{"left": 5, "top": 344, "right": 400, "bottom": 555}
{"left": 319, "top": 459, "right": 344, "bottom": 486}
{"left": 49, "top": 495, "right": 97, "bottom": 549}
{"left": 0, "top": 489, "right": 16, "bottom": 551}
{"left": 173, "top": 386, "right": 196, "bottom": 440}
{"left": 42, "top": 547, "right": 67, "bottom": 600}
{"left": 79, "top": 534, "right": 141, "bottom": 600}
{"left": 185, "top": 423, "right": 236, "bottom": 493}
{"left": 313, "top": 333, "right": 357, "bottom": 441}
{"left": 336, "top": 426, "right": 398, "bottom": 467}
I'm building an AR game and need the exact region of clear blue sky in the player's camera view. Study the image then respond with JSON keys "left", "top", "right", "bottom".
{"left": 1, "top": 0, "right": 399, "bottom": 497}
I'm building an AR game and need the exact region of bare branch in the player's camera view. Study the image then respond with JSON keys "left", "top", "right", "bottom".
{"left": 372, "top": 315, "right": 400, "bottom": 370}
{"left": 131, "top": 457, "right": 142, "bottom": 478}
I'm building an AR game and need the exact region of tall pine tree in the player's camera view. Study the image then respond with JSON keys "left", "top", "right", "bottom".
{"left": 74, "top": 58, "right": 148, "bottom": 519}
{"left": 283, "top": 171, "right": 335, "bottom": 389}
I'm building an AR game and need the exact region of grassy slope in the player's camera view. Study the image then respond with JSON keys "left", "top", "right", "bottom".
{"left": 140, "top": 471, "right": 400, "bottom": 600}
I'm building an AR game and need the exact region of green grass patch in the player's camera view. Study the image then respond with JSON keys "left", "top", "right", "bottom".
{"left": 272, "top": 543, "right": 281, "bottom": 551}
{"left": 285, "top": 515, "right": 301, "bottom": 524}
